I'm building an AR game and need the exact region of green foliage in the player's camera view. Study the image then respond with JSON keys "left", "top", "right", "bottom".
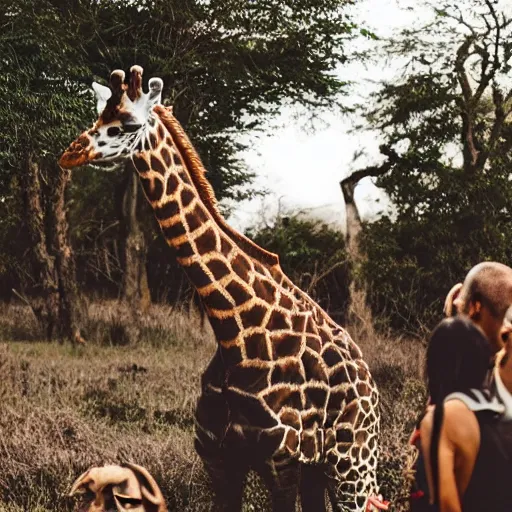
{"left": 361, "top": 166, "right": 512, "bottom": 332}
{"left": 0, "top": 0, "right": 93, "bottom": 167}
{"left": 0, "top": 0, "right": 95, "bottom": 297}
{"left": 358, "top": 2, "right": 512, "bottom": 334}
{"left": 246, "top": 213, "right": 352, "bottom": 323}
{"left": 60, "top": 0, "right": 360, "bottom": 203}
{"left": 0, "top": 0, "right": 366, "bottom": 301}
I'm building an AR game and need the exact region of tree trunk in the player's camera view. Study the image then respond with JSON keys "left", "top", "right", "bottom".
{"left": 49, "top": 164, "right": 86, "bottom": 344}
{"left": 21, "top": 156, "right": 84, "bottom": 344}
{"left": 340, "top": 178, "right": 363, "bottom": 260}
{"left": 340, "top": 150, "right": 396, "bottom": 327}
{"left": 120, "top": 166, "right": 151, "bottom": 312}
{"left": 21, "top": 154, "right": 60, "bottom": 340}
{"left": 340, "top": 145, "right": 398, "bottom": 258}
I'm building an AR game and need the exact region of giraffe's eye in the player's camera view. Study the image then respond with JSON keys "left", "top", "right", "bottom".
{"left": 123, "top": 123, "right": 142, "bottom": 133}
{"left": 107, "top": 126, "right": 122, "bottom": 137}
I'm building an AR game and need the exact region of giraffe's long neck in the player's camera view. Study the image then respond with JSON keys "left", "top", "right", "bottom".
{"left": 130, "top": 109, "right": 290, "bottom": 361}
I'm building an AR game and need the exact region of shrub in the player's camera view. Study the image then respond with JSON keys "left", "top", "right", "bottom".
{"left": 246, "top": 213, "right": 352, "bottom": 325}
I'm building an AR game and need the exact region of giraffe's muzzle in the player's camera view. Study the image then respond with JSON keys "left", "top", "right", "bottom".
{"left": 59, "top": 143, "right": 101, "bottom": 169}
{"left": 58, "top": 134, "right": 97, "bottom": 169}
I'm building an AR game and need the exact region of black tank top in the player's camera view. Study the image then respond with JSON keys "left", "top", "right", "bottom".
{"left": 410, "top": 389, "right": 512, "bottom": 511}
{"left": 461, "top": 410, "right": 512, "bottom": 511}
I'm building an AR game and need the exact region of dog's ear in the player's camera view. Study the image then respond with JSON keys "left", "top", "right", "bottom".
{"left": 69, "top": 465, "right": 143, "bottom": 511}
{"left": 69, "top": 468, "right": 95, "bottom": 497}
{"left": 123, "top": 463, "right": 167, "bottom": 512}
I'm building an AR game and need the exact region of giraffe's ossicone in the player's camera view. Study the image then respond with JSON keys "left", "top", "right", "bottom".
{"left": 60, "top": 66, "right": 384, "bottom": 512}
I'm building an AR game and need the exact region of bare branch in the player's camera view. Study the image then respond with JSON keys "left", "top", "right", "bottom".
{"left": 482, "top": 13, "right": 493, "bottom": 34}
{"left": 447, "top": 5, "right": 478, "bottom": 36}
{"left": 472, "top": 44, "right": 491, "bottom": 104}
{"left": 486, "top": 0, "right": 501, "bottom": 78}
{"left": 306, "top": 259, "right": 350, "bottom": 295}
{"left": 340, "top": 146, "right": 399, "bottom": 258}
{"left": 11, "top": 288, "right": 40, "bottom": 323}
{"left": 455, "top": 37, "right": 480, "bottom": 168}
{"left": 455, "top": 37, "right": 475, "bottom": 104}
{"left": 479, "top": 83, "right": 506, "bottom": 167}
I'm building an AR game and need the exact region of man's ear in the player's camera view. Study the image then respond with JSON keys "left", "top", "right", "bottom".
{"left": 444, "top": 283, "right": 463, "bottom": 317}
{"left": 468, "top": 300, "right": 482, "bottom": 319}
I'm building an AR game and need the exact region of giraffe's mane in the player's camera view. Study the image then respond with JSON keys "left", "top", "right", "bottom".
{"left": 153, "top": 105, "right": 280, "bottom": 268}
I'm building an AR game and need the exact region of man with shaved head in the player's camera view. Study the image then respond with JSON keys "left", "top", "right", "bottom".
{"left": 447, "top": 261, "right": 512, "bottom": 354}
{"left": 408, "top": 262, "right": 512, "bottom": 509}
{"left": 444, "top": 262, "right": 512, "bottom": 411}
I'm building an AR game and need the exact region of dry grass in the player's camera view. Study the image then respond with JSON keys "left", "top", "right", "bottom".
{"left": 0, "top": 297, "right": 426, "bottom": 511}
{"left": 346, "top": 289, "right": 426, "bottom": 509}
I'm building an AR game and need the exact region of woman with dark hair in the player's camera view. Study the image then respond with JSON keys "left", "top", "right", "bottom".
{"left": 410, "top": 316, "right": 511, "bottom": 511}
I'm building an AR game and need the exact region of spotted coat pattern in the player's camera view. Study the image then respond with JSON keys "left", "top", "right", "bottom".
{"left": 59, "top": 66, "right": 381, "bottom": 512}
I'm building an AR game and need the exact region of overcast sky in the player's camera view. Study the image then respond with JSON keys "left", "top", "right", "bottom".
{"left": 226, "top": 0, "right": 428, "bottom": 232}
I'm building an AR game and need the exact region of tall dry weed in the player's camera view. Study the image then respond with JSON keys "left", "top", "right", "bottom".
{"left": 0, "top": 300, "right": 425, "bottom": 511}
{"left": 347, "top": 288, "right": 426, "bottom": 510}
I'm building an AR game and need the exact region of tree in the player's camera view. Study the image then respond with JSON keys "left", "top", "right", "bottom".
{"left": 0, "top": 0, "right": 93, "bottom": 342}
{"left": 349, "top": 0, "right": 512, "bottom": 333}
{"left": 63, "top": 0, "right": 367, "bottom": 309}
{"left": 0, "top": 0, "right": 370, "bottom": 338}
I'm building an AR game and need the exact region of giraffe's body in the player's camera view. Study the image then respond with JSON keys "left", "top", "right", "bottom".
{"left": 59, "top": 66, "right": 382, "bottom": 512}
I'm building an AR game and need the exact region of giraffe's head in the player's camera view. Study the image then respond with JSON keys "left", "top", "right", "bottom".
{"left": 59, "top": 65, "right": 164, "bottom": 169}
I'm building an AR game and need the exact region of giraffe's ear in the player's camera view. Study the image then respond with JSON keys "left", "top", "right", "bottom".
{"left": 147, "top": 78, "right": 163, "bottom": 108}
{"left": 92, "top": 82, "right": 112, "bottom": 114}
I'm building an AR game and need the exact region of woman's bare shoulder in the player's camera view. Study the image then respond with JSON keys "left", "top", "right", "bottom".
{"left": 420, "top": 400, "right": 477, "bottom": 441}
{"left": 420, "top": 405, "right": 435, "bottom": 439}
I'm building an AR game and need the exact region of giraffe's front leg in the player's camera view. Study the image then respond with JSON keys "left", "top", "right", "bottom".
{"left": 195, "top": 385, "right": 248, "bottom": 512}
{"left": 195, "top": 417, "right": 248, "bottom": 512}
{"left": 200, "top": 453, "right": 248, "bottom": 512}
{"left": 299, "top": 464, "right": 328, "bottom": 512}
{"left": 258, "top": 458, "right": 300, "bottom": 512}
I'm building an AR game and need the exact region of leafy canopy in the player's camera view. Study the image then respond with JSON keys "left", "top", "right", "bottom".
{"left": 356, "top": 0, "right": 512, "bottom": 333}
{"left": 0, "top": 0, "right": 366, "bottom": 298}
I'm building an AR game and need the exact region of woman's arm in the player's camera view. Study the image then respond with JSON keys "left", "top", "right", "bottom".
{"left": 420, "top": 400, "right": 479, "bottom": 512}
{"left": 436, "top": 427, "right": 462, "bottom": 512}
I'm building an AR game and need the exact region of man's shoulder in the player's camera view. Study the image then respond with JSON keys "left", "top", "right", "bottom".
{"left": 491, "top": 367, "right": 512, "bottom": 420}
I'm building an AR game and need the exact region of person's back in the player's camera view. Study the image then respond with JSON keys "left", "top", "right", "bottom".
{"left": 462, "top": 407, "right": 511, "bottom": 510}
{"left": 416, "top": 389, "right": 511, "bottom": 512}
{"left": 410, "top": 318, "right": 512, "bottom": 511}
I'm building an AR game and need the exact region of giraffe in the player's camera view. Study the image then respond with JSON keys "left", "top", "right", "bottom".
{"left": 59, "top": 66, "right": 384, "bottom": 512}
